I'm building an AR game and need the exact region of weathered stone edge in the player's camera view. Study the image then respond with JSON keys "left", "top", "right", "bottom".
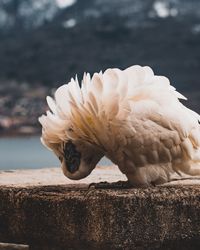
{"left": 1, "top": 185, "right": 200, "bottom": 249}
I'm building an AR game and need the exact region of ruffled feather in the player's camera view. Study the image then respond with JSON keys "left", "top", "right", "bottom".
{"left": 39, "top": 65, "right": 200, "bottom": 157}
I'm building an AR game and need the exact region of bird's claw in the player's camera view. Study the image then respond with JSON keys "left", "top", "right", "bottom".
{"left": 88, "top": 180, "right": 132, "bottom": 190}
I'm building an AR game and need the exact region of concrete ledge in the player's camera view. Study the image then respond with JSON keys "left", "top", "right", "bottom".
{"left": 1, "top": 167, "right": 200, "bottom": 249}
{"left": 0, "top": 242, "right": 29, "bottom": 250}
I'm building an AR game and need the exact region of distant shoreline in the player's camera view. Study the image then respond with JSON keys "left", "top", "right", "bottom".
{"left": 0, "top": 131, "right": 40, "bottom": 138}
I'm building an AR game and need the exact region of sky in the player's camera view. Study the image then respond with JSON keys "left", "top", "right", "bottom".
{"left": 56, "top": 0, "right": 76, "bottom": 8}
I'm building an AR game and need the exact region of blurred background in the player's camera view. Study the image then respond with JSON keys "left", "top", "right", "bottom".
{"left": 0, "top": 0, "right": 200, "bottom": 170}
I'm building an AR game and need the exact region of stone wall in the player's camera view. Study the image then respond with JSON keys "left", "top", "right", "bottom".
{"left": 0, "top": 167, "right": 200, "bottom": 249}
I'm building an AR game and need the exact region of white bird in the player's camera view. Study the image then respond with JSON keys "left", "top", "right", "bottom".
{"left": 39, "top": 65, "right": 200, "bottom": 187}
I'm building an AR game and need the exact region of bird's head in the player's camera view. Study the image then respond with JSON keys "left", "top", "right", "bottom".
{"left": 61, "top": 140, "right": 103, "bottom": 180}
{"left": 38, "top": 67, "right": 142, "bottom": 179}
{"left": 38, "top": 72, "right": 109, "bottom": 180}
{"left": 44, "top": 138, "right": 104, "bottom": 180}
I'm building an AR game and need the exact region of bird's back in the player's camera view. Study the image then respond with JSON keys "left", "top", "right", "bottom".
{"left": 101, "top": 66, "right": 200, "bottom": 186}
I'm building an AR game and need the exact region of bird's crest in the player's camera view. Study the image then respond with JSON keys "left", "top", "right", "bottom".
{"left": 39, "top": 65, "right": 187, "bottom": 149}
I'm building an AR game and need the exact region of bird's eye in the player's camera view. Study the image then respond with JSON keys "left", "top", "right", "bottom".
{"left": 63, "top": 141, "right": 81, "bottom": 173}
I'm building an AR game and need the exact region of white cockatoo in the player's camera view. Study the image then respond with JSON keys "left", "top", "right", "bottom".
{"left": 39, "top": 65, "right": 200, "bottom": 187}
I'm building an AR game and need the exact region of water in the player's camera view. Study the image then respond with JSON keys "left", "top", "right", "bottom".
{"left": 0, "top": 136, "right": 112, "bottom": 170}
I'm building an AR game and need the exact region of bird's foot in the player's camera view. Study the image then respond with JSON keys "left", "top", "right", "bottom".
{"left": 88, "top": 180, "right": 132, "bottom": 190}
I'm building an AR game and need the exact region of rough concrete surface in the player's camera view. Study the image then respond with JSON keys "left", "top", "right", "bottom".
{"left": 0, "top": 166, "right": 200, "bottom": 250}
{"left": 0, "top": 166, "right": 126, "bottom": 187}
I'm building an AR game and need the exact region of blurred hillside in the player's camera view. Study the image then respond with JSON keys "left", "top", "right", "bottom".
{"left": 0, "top": 0, "right": 200, "bottom": 135}
{"left": 0, "top": 0, "right": 200, "bottom": 89}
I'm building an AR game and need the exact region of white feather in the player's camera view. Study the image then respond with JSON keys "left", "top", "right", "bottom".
{"left": 39, "top": 65, "right": 200, "bottom": 186}
{"left": 46, "top": 96, "right": 57, "bottom": 114}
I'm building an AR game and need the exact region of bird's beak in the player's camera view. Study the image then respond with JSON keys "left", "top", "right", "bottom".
{"left": 61, "top": 159, "right": 93, "bottom": 180}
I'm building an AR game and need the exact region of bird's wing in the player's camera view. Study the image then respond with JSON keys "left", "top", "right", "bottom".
{"left": 127, "top": 78, "right": 200, "bottom": 166}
